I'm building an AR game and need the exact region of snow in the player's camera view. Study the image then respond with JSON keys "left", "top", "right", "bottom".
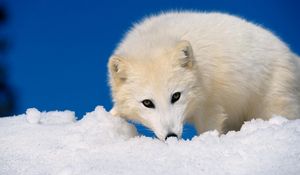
{"left": 1, "top": 106, "right": 300, "bottom": 175}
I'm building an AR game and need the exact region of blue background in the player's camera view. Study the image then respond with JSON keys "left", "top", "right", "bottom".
{"left": 3, "top": 0, "right": 300, "bottom": 139}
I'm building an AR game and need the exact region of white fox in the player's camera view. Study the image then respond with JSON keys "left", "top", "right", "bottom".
{"left": 108, "top": 11, "right": 300, "bottom": 140}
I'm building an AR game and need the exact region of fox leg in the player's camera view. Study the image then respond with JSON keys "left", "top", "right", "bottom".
{"left": 192, "top": 104, "right": 228, "bottom": 134}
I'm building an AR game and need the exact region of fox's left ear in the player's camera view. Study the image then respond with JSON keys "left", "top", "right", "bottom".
{"left": 174, "top": 40, "right": 194, "bottom": 68}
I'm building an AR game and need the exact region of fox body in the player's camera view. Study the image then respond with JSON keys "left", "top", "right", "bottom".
{"left": 108, "top": 12, "right": 300, "bottom": 140}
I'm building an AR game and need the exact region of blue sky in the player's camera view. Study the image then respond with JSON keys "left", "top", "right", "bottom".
{"left": 3, "top": 0, "right": 300, "bottom": 138}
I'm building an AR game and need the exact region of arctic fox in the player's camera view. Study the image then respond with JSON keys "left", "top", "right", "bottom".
{"left": 108, "top": 12, "right": 300, "bottom": 140}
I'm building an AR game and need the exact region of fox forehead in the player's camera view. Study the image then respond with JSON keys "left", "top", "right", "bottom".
{"left": 129, "top": 57, "right": 188, "bottom": 81}
{"left": 126, "top": 62, "right": 178, "bottom": 97}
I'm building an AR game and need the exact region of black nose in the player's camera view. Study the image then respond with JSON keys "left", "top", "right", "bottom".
{"left": 165, "top": 133, "right": 178, "bottom": 140}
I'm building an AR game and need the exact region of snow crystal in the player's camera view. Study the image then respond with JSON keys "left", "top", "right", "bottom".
{"left": 26, "top": 108, "right": 41, "bottom": 124}
{"left": 1, "top": 106, "right": 300, "bottom": 175}
{"left": 26, "top": 108, "right": 76, "bottom": 125}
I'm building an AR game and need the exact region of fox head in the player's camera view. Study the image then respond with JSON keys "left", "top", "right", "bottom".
{"left": 108, "top": 40, "right": 202, "bottom": 140}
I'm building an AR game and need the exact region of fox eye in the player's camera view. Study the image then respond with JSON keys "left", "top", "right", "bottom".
{"left": 142, "top": 99, "right": 155, "bottom": 108}
{"left": 171, "top": 92, "right": 181, "bottom": 104}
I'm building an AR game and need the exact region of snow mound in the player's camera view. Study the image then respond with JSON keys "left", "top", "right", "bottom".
{"left": 0, "top": 106, "right": 300, "bottom": 175}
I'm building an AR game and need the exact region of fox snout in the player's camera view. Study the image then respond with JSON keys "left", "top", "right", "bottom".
{"left": 165, "top": 133, "right": 178, "bottom": 140}
{"left": 154, "top": 123, "right": 183, "bottom": 141}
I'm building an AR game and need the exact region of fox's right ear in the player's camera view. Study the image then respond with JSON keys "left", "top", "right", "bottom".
{"left": 108, "top": 55, "right": 128, "bottom": 84}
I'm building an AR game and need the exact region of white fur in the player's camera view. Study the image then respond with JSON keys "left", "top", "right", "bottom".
{"left": 108, "top": 11, "right": 300, "bottom": 140}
